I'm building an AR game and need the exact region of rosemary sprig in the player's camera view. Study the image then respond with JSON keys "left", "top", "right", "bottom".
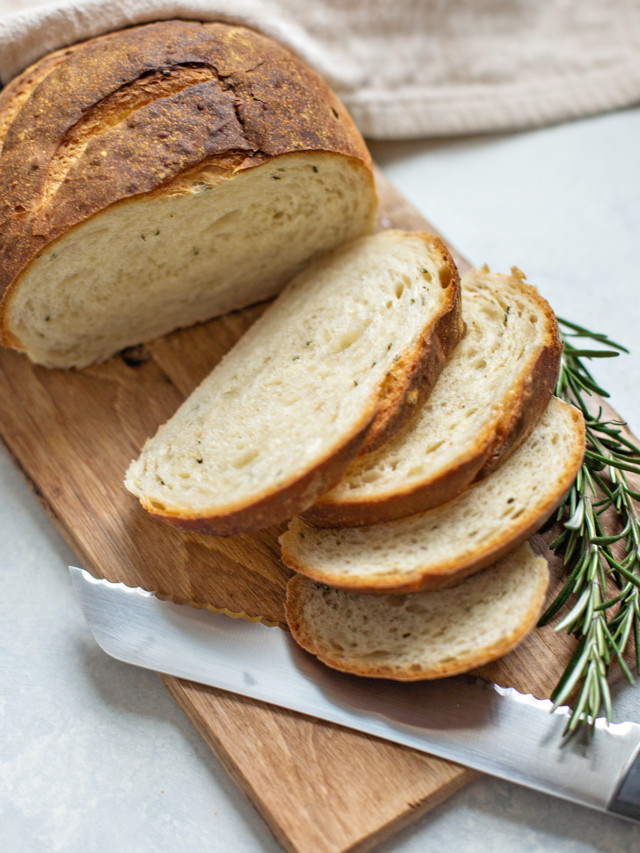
{"left": 538, "top": 317, "right": 640, "bottom": 734}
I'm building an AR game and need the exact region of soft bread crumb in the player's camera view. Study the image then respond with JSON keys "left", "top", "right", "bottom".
{"left": 125, "top": 230, "right": 462, "bottom": 533}
{"left": 281, "top": 397, "right": 585, "bottom": 591}
{"left": 7, "top": 153, "right": 375, "bottom": 367}
{"left": 286, "top": 542, "right": 550, "bottom": 679}
{"left": 304, "top": 265, "right": 561, "bottom": 526}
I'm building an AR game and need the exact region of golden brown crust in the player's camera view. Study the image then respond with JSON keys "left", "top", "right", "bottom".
{"left": 358, "top": 236, "right": 463, "bottom": 455}
{"left": 282, "top": 402, "right": 586, "bottom": 593}
{"left": 475, "top": 271, "right": 563, "bottom": 479}
{"left": 284, "top": 555, "right": 550, "bottom": 680}
{"left": 302, "top": 267, "right": 563, "bottom": 528}
{"left": 0, "top": 44, "right": 79, "bottom": 152}
{"left": 301, "top": 447, "right": 484, "bottom": 528}
{"left": 0, "top": 20, "right": 373, "bottom": 347}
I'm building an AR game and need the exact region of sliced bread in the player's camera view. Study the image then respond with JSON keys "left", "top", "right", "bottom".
{"left": 125, "top": 230, "right": 463, "bottom": 535}
{"left": 285, "top": 542, "right": 549, "bottom": 680}
{"left": 281, "top": 396, "right": 585, "bottom": 592}
{"left": 302, "top": 266, "right": 562, "bottom": 527}
{"left": 0, "top": 21, "right": 377, "bottom": 368}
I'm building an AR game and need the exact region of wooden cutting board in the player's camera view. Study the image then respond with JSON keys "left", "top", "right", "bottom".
{"left": 1, "top": 169, "right": 635, "bottom": 853}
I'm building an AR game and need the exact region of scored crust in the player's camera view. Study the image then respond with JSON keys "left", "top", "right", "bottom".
{"left": 0, "top": 20, "right": 374, "bottom": 352}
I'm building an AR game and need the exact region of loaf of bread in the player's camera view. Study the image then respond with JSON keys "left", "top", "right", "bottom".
{"left": 285, "top": 542, "right": 549, "bottom": 680}
{"left": 302, "top": 265, "right": 562, "bottom": 527}
{"left": 125, "top": 230, "right": 463, "bottom": 535}
{"left": 0, "top": 20, "right": 377, "bottom": 368}
{"left": 281, "top": 396, "right": 585, "bottom": 592}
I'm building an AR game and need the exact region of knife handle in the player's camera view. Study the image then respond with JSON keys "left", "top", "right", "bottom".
{"left": 609, "top": 751, "right": 640, "bottom": 822}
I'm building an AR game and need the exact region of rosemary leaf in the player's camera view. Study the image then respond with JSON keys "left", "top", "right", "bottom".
{"left": 564, "top": 349, "right": 621, "bottom": 359}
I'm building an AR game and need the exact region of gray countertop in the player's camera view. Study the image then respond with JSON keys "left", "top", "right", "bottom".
{"left": 2, "top": 107, "right": 640, "bottom": 852}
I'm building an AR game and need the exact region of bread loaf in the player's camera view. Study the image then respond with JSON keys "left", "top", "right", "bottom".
{"left": 302, "top": 265, "right": 562, "bottom": 527}
{"left": 125, "top": 230, "right": 463, "bottom": 535}
{"left": 0, "top": 20, "right": 377, "bottom": 368}
{"left": 281, "top": 396, "right": 585, "bottom": 592}
{"left": 285, "top": 542, "right": 549, "bottom": 680}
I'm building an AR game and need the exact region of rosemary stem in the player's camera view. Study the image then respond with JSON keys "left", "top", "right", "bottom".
{"left": 544, "top": 317, "right": 640, "bottom": 734}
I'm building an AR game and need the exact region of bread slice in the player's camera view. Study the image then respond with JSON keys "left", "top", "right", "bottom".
{"left": 0, "top": 21, "right": 377, "bottom": 368}
{"left": 125, "top": 230, "right": 463, "bottom": 535}
{"left": 302, "top": 266, "right": 562, "bottom": 527}
{"left": 281, "top": 396, "right": 585, "bottom": 592}
{"left": 285, "top": 542, "right": 549, "bottom": 680}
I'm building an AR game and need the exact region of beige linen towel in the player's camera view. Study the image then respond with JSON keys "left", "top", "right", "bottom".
{"left": 0, "top": 0, "right": 639, "bottom": 138}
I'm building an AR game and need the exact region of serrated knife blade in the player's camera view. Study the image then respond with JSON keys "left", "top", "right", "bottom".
{"left": 69, "top": 565, "right": 640, "bottom": 822}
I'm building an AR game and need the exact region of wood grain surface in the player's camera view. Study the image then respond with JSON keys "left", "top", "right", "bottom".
{"left": 1, "top": 169, "right": 636, "bottom": 853}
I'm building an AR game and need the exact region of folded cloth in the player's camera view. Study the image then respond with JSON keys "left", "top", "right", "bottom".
{"left": 1, "top": 0, "right": 639, "bottom": 138}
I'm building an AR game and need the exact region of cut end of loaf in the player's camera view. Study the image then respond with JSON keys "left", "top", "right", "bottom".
{"left": 0, "top": 20, "right": 377, "bottom": 368}
{"left": 285, "top": 542, "right": 550, "bottom": 680}
{"left": 3, "top": 152, "right": 376, "bottom": 368}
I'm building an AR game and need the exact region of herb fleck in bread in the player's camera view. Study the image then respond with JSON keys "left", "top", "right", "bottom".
{"left": 303, "top": 266, "right": 562, "bottom": 527}
{"left": 285, "top": 542, "right": 549, "bottom": 680}
{"left": 0, "top": 20, "right": 377, "bottom": 368}
{"left": 125, "top": 230, "right": 463, "bottom": 535}
{"left": 281, "top": 396, "right": 585, "bottom": 592}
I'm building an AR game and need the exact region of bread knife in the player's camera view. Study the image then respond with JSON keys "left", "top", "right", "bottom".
{"left": 69, "top": 565, "right": 640, "bottom": 823}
